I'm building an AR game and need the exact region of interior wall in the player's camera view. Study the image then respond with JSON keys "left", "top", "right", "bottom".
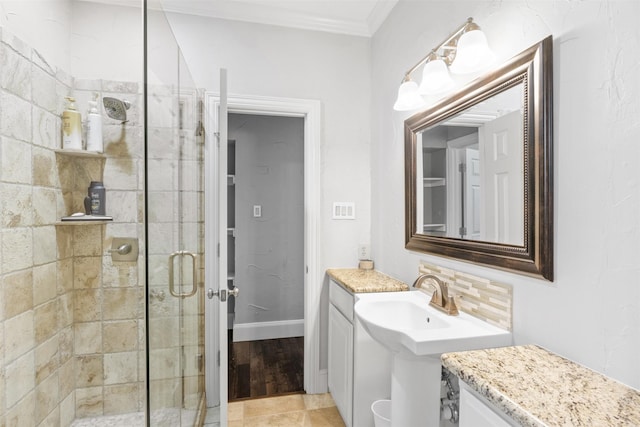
{"left": 70, "top": 0, "right": 143, "bottom": 82}
{"left": 229, "top": 113, "right": 305, "bottom": 328}
{"left": 166, "top": 13, "right": 372, "bottom": 370}
{"left": 371, "top": 0, "right": 640, "bottom": 388}
{"left": 166, "top": 14, "right": 372, "bottom": 267}
{"left": 0, "top": 0, "right": 72, "bottom": 72}
{"left": 0, "top": 0, "right": 141, "bottom": 83}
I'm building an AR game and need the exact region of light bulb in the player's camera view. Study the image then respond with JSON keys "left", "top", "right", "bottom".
{"left": 418, "top": 59, "right": 455, "bottom": 95}
{"left": 393, "top": 80, "right": 426, "bottom": 111}
{"left": 450, "top": 29, "right": 495, "bottom": 74}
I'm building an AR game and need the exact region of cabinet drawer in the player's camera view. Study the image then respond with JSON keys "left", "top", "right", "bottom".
{"left": 330, "top": 280, "right": 354, "bottom": 322}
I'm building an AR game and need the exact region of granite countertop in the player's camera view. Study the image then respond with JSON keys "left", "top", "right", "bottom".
{"left": 442, "top": 345, "right": 640, "bottom": 426}
{"left": 327, "top": 268, "right": 409, "bottom": 293}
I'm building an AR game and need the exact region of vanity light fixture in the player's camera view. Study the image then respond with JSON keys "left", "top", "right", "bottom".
{"left": 393, "top": 18, "right": 495, "bottom": 111}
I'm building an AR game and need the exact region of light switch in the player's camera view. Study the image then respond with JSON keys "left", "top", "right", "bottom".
{"left": 332, "top": 202, "right": 355, "bottom": 220}
{"left": 253, "top": 205, "right": 262, "bottom": 217}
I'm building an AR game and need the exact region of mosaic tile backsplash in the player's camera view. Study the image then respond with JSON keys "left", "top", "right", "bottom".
{"left": 418, "top": 261, "right": 513, "bottom": 331}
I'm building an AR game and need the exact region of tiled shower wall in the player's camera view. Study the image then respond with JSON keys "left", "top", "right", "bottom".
{"left": 0, "top": 27, "right": 144, "bottom": 426}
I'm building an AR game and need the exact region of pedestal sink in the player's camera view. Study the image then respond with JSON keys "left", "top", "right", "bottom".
{"left": 355, "top": 291, "right": 511, "bottom": 427}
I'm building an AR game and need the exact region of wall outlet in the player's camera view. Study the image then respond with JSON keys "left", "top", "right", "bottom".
{"left": 358, "top": 244, "right": 370, "bottom": 260}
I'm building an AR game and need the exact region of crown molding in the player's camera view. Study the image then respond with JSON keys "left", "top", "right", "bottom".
{"left": 75, "top": 0, "right": 397, "bottom": 37}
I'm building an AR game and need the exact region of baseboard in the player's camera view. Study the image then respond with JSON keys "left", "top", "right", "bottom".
{"left": 233, "top": 319, "right": 304, "bottom": 342}
{"left": 317, "top": 369, "right": 328, "bottom": 393}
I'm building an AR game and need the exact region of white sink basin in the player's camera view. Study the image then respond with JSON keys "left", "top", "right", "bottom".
{"left": 354, "top": 290, "right": 511, "bottom": 427}
{"left": 355, "top": 290, "right": 511, "bottom": 356}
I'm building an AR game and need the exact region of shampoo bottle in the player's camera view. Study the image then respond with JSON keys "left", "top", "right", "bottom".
{"left": 62, "top": 96, "right": 82, "bottom": 150}
{"left": 86, "top": 93, "right": 103, "bottom": 152}
{"left": 84, "top": 181, "right": 106, "bottom": 216}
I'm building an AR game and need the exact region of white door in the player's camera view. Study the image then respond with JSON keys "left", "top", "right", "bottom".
{"left": 465, "top": 148, "right": 481, "bottom": 240}
{"left": 205, "top": 69, "right": 231, "bottom": 423}
{"left": 479, "top": 110, "right": 524, "bottom": 245}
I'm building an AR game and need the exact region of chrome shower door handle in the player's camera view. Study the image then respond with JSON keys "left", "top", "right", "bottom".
{"left": 168, "top": 250, "right": 198, "bottom": 298}
{"left": 207, "top": 288, "right": 220, "bottom": 300}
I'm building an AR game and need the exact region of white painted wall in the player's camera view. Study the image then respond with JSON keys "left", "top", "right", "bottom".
{"left": 0, "top": 1, "right": 141, "bottom": 82}
{"left": 0, "top": 0, "right": 72, "bottom": 72}
{"left": 166, "top": 13, "right": 372, "bottom": 265}
{"left": 70, "top": 0, "right": 142, "bottom": 82}
{"left": 371, "top": 0, "right": 640, "bottom": 388}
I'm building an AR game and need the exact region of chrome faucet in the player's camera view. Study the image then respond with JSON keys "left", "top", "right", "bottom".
{"left": 412, "top": 274, "right": 459, "bottom": 316}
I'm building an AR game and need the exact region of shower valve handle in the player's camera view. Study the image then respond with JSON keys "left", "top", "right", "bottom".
{"left": 109, "top": 243, "right": 132, "bottom": 255}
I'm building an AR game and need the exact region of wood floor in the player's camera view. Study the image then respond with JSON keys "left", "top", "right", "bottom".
{"left": 228, "top": 336, "right": 304, "bottom": 401}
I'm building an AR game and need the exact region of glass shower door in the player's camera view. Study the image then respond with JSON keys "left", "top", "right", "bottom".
{"left": 145, "top": 3, "right": 205, "bottom": 426}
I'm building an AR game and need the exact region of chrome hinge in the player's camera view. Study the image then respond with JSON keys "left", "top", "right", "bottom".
{"left": 459, "top": 227, "right": 467, "bottom": 236}
{"left": 459, "top": 163, "right": 466, "bottom": 173}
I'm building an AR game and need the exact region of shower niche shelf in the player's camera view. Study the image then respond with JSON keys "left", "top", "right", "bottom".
{"left": 55, "top": 220, "right": 112, "bottom": 226}
{"left": 55, "top": 147, "right": 108, "bottom": 225}
{"left": 55, "top": 148, "right": 106, "bottom": 158}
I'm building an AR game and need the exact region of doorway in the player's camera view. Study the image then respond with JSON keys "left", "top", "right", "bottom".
{"left": 227, "top": 113, "right": 305, "bottom": 400}
{"left": 205, "top": 93, "right": 324, "bottom": 414}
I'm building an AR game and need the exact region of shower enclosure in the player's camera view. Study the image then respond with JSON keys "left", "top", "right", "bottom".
{"left": 0, "top": 0, "right": 223, "bottom": 425}
{"left": 145, "top": 2, "right": 214, "bottom": 425}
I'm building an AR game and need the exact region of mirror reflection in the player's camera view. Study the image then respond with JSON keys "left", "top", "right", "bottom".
{"left": 416, "top": 84, "right": 524, "bottom": 245}
{"left": 405, "top": 36, "right": 553, "bottom": 281}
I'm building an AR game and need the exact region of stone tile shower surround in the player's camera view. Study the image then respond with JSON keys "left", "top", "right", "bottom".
{"left": 418, "top": 261, "right": 513, "bottom": 331}
{"left": 0, "top": 26, "right": 145, "bottom": 426}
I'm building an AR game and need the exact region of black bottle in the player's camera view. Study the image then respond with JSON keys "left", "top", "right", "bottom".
{"left": 85, "top": 181, "right": 106, "bottom": 216}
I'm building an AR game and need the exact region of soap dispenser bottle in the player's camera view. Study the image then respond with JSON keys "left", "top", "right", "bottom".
{"left": 62, "top": 96, "right": 82, "bottom": 150}
{"left": 86, "top": 93, "right": 103, "bottom": 153}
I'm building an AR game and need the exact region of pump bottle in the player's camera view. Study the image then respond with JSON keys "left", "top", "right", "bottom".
{"left": 62, "top": 96, "right": 82, "bottom": 150}
{"left": 86, "top": 93, "right": 103, "bottom": 152}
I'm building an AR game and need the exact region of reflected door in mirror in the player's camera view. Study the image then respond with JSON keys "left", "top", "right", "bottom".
{"left": 417, "top": 84, "right": 524, "bottom": 245}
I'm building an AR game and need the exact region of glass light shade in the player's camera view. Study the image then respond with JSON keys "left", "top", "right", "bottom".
{"left": 449, "top": 29, "right": 495, "bottom": 74}
{"left": 418, "top": 59, "right": 455, "bottom": 95}
{"left": 393, "top": 80, "right": 426, "bottom": 111}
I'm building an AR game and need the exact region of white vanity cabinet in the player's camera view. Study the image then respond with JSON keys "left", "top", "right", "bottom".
{"left": 328, "top": 280, "right": 392, "bottom": 427}
{"left": 459, "top": 382, "right": 516, "bottom": 427}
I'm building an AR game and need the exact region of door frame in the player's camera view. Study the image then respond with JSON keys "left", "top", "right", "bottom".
{"left": 204, "top": 92, "right": 324, "bottom": 401}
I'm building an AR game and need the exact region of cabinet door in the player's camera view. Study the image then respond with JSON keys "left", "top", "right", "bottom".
{"left": 328, "top": 304, "right": 353, "bottom": 427}
{"left": 459, "top": 385, "right": 515, "bottom": 427}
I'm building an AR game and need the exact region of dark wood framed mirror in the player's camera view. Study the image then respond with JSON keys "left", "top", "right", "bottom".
{"left": 405, "top": 36, "right": 553, "bottom": 281}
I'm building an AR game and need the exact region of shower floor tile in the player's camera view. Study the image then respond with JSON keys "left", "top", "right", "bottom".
{"left": 70, "top": 412, "right": 144, "bottom": 427}
{"left": 70, "top": 408, "right": 197, "bottom": 427}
